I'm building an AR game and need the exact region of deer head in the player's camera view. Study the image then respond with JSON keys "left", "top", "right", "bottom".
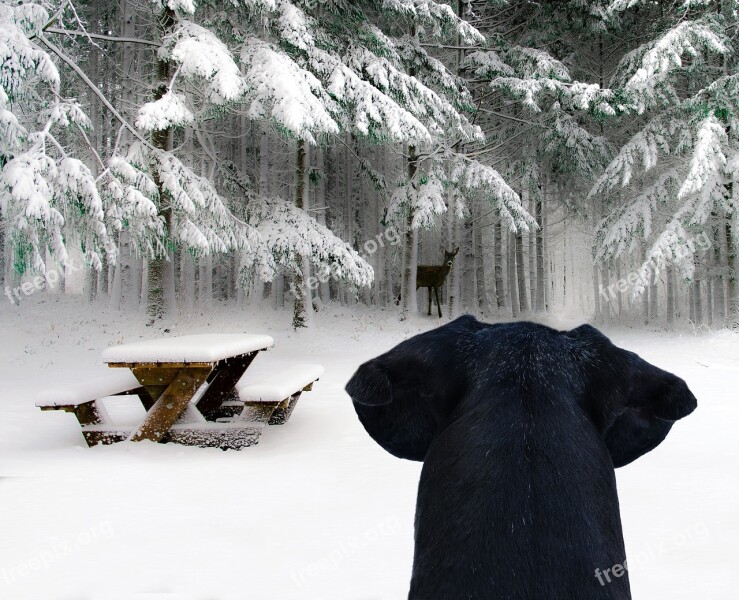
{"left": 442, "top": 247, "right": 460, "bottom": 267}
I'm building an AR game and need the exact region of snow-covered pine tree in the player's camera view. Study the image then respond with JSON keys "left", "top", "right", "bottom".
{"left": 1, "top": 2, "right": 114, "bottom": 281}
{"left": 591, "top": 1, "right": 737, "bottom": 324}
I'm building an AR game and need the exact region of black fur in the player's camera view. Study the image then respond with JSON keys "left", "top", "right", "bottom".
{"left": 345, "top": 316, "right": 697, "bottom": 600}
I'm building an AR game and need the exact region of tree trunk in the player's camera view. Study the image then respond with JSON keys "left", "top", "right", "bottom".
{"left": 508, "top": 232, "right": 519, "bottom": 318}
{"left": 293, "top": 139, "right": 311, "bottom": 329}
{"left": 0, "top": 216, "right": 5, "bottom": 292}
{"left": 146, "top": 7, "right": 175, "bottom": 323}
{"left": 727, "top": 212, "right": 737, "bottom": 324}
{"left": 515, "top": 232, "right": 528, "bottom": 313}
{"left": 535, "top": 193, "right": 545, "bottom": 312}
{"left": 494, "top": 218, "right": 504, "bottom": 309}
{"left": 400, "top": 144, "right": 418, "bottom": 320}
{"left": 666, "top": 265, "right": 675, "bottom": 326}
{"left": 649, "top": 277, "right": 658, "bottom": 321}
{"left": 475, "top": 215, "right": 489, "bottom": 314}
{"left": 713, "top": 217, "right": 726, "bottom": 323}
{"left": 461, "top": 220, "right": 475, "bottom": 314}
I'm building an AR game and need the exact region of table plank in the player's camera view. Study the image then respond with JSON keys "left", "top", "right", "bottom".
{"left": 128, "top": 367, "right": 211, "bottom": 443}
{"left": 102, "top": 334, "right": 273, "bottom": 364}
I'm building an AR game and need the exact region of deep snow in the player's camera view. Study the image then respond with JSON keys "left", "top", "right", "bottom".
{"left": 0, "top": 294, "right": 737, "bottom": 600}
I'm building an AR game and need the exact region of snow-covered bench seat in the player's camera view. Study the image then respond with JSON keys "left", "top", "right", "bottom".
{"left": 221, "top": 364, "right": 324, "bottom": 425}
{"left": 35, "top": 370, "right": 151, "bottom": 443}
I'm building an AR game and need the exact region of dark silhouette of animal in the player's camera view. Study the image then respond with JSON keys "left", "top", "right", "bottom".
{"left": 345, "top": 316, "right": 697, "bottom": 600}
{"left": 416, "top": 247, "right": 459, "bottom": 318}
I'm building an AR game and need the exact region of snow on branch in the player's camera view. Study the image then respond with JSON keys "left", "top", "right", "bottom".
{"left": 273, "top": 0, "right": 314, "bottom": 51}
{"left": 309, "top": 46, "right": 431, "bottom": 144}
{"left": 612, "top": 17, "right": 729, "bottom": 114}
{"left": 136, "top": 91, "right": 194, "bottom": 132}
{"left": 596, "top": 169, "right": 680, "bottom": 262}
{"left": 450, "top": 159, "right": 537, "bottom": 234}
{"left": 588, "top": 113, "right": 685, "bottom": 198}
{"left": 462, "top": 50, "right": 514, "bottom": 79}
{"left": 242, "top": 40, "right": 340, "bottom": 143}
{"left": 344, "top": 45, "right": 479, "bottom": 142}
{"left": 387, "top": 170, "right": 448, "bottom": 230}
{"left": 382, "top": 0, "right": 485, "bottom": 45}
{"left": 247, "top": 196, "right": 374, "bottom": 287}
{"left": 1, "top": 144, "right": 112, "bottom": 273}
{"left": 677, "top": 115, "right": 727, "bottom": 201}
{"left": 161, "top": 21, "right": 246, "bottom": 104}
{"left": 0, "top": 3, "right": 60, "bottom": 97}
{"left": 149, "top": 0, "right": 196, "bottom": 15}
{"left": 632, "top": 221, "right": 701, "bottom": 296}
{"left": 542, "top": 110, "right": 610, "bottom": 179}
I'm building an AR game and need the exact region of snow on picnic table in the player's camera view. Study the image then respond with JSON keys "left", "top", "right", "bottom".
{"left": 101, "top": 333, "right": 274, "bottom": 364}
{"left": 0, "top": 295, "right": 738, "bottom": 600}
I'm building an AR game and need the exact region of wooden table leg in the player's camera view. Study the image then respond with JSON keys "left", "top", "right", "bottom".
{"left": 129, "top": 368, "right": 211, "bottom": 443}
{"left": 196, "top": 352, "right": 258, "bottom": 420}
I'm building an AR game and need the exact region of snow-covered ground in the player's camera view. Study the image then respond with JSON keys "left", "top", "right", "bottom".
{"left": 0, "top": 294, "right": 737, "bottom": 600}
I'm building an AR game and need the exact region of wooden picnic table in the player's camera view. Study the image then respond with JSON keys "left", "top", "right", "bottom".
{"left": 97, "top": 334, "right": 273, "bottom": 447}
{"left": 37, "top": 334, "right": 323, "bottom": 449}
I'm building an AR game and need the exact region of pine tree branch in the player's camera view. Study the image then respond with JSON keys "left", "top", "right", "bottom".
{"left": 38, "top": 36, "right": 154, "bottom": 151}
{"left": 45, "top": 27, "right": 160, "bottom": 47}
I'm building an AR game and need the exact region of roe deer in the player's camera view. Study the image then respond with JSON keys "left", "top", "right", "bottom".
{"left": 417, "top": 247, "right": 459, "bottom": 318}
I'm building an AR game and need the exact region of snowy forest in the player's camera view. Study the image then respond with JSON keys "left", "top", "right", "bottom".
{"left": 2, "top": 0, "right": 738, "bottom": 329}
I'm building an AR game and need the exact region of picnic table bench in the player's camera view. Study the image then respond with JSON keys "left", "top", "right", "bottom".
{"left": 35, "top": 334, "right": 322, "bottom": 450}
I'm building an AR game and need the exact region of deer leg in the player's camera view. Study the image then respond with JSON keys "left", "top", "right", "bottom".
{"left": 427, "top": 287, "right": 432, "bottom": 316}
{"left": 435, "top": 286, "right": 442, "bottom": 318}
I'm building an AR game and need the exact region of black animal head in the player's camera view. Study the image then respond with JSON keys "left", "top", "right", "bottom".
{"left": 345, "top": 317, "right": 696, "bottom": 467}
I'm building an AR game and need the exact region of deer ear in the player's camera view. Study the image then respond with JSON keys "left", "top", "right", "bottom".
{"left": 453, "top": 247, "right": 460, "bottom": 255}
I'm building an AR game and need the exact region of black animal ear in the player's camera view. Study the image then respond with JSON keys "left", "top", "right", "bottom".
{"left": 569, "top": 324, "right": 697, "bottom": 468}
{"left": 603, "top": 352, "right": 697, "bottom": 467}
{"left": 345, "top": 315, "right": 482, "bottom": 461}
{"left": 345, "top": 360, "right": 393, "bottom": 407}
{"left": 453, "top": 247, "right": 460, "bottom": 255}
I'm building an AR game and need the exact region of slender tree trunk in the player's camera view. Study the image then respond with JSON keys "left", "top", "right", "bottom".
{"left": 146, "top": 7, "right": 175, "bottom": 323}
{"left": 293, "top": 139, "right": 312, "bottom": 329}
{"left": 475, "top": 216, "right": 489, "bottom": 314}
{"left": 666, "top": 265, "right": 675, "bottom": 326}
{"left": 448, "top": 211, "right": 462, "bottom": 319}
{"left": 515, "top": 232, "right": 528, "bottom": 313}
{"left": 705, "top": 261, "right": 713, "bottom": 327}
{"left": 508, "top": 232, "right": 519, "bottom": 318}
{"left": 528, "top": 227, "right": 535, "bottom": 308}
{"left": 650, "top": 277, "right": 658, "bottom": 321}
{"left": 694, "top": 277, "right": 703, "bottom": 326}
{"left": 727, "top": 213, "right": 737, "bottom": 323}
{"left": 643, "top": 283, "right": 650, "bottom": 325}
{"left": 109, "top": 236, "right": 122, "bottom": 310}
{"left": 593, "top": 263, "right": 602, "bottom": 321}
{"left": 535, "top": 194, "right": 545, "bottom": 312}
{"left": 400, "top": 143, "right": 418, "bottom": 320}
{"left": 713, "top": 217, "right": 726, "bottom": 323}
{"left": 0, "top": 216, "right": 5, "bottom": 293}
{"left": 313, "top": 146, "right": 331, "bottom": 304}
{"left": 494, "top": 218, "right": 504, "bottom": 309}
{"left": 461, "top": 220, "right": 475, "bottom": 313}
